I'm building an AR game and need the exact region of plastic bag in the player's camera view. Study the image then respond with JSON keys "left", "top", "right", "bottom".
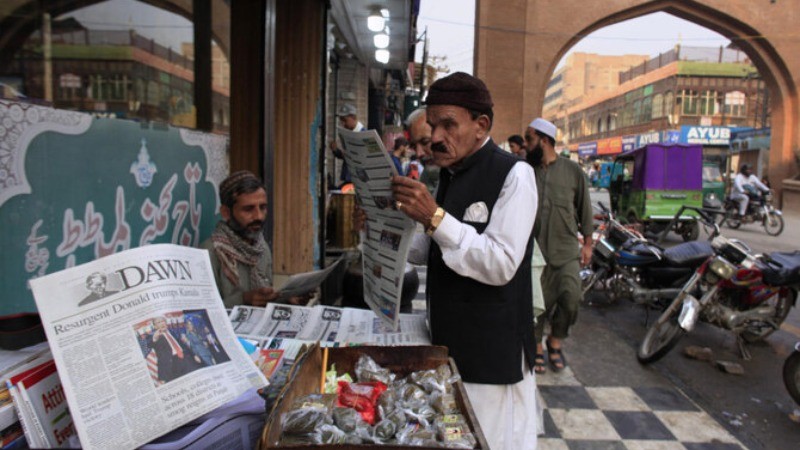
{"left": 431, "top": 391, "right": 460, "bottom": 415}
{"left": 354, "top": 354, "right": 394, "bottom": 384}
{"left": 336, "top": 381, "right": 387, "bottom": 425}
{"left": 332, "top": 406, "right": 366, "bottom": 433}
{"left": 435, "top": 414, "right": 477, "bottom": 449}
{"left": 281, "top": 394, "right": 335, "bottom": 435}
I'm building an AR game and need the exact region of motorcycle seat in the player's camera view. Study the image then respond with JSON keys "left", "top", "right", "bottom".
{"left": 760, "top": 251, "right": 800, "bottom": 286}
{"left": 663, "top": 241, "right": 715, "bottom": 267}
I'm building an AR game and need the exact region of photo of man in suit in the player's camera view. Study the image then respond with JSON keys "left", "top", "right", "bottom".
{"left": 148, "top": 316, "right": 190, "bottom": 384}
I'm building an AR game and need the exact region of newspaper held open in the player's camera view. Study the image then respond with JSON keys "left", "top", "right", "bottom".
{"left": 29, "top": 244, "right": 268, "bottom": 450}
{"left": 337, "top": 127, "right": 415, "bottom": 330}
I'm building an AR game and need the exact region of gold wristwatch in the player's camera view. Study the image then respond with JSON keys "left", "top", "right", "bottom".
{"left": 426, "top": 207, "right": 445, "bottom": 236}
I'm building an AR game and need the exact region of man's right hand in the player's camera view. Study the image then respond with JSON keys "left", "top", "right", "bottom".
{"left": 244, "top": 287, "right": 279, "bottom": 307}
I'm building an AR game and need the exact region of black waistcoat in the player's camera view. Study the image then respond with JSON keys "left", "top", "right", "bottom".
{"left": 427, "top": 139, "right": 535, "bottom": 384}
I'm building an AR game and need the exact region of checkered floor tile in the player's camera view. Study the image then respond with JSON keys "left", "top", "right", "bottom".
{"left": 537, "top": 367, "right": 745, "bottom": 449}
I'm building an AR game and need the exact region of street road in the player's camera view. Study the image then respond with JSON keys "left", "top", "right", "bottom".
{"left": 583, "top": 190, "right": 800, "bottom": 449}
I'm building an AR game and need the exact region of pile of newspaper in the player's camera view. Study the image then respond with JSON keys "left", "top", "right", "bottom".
{"left": 1, "top": 342, "right": 73, "bottom": 448}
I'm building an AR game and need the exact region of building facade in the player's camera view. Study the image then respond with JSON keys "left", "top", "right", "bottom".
{"left": 546, "top": 46, "right": 767, "bottom": 165}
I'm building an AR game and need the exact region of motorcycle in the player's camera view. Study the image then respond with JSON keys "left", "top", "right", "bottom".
{"left": 638, "top": 235, "right": 800, "bottom": 363}
{"left": 784, "top": 342, "right": 800, "bottom": 406}
{"left": 581, "top": 204, "right": 719, "bottom": 307}
{"left": 722, "top": 190, "right": 784, "bottom": 236}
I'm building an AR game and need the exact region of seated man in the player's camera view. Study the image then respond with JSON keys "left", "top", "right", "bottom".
{"left": 201, "top": 171, "right": 309, "bottom": 308}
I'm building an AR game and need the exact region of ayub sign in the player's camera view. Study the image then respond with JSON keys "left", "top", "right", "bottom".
{"left": 680, "top": 126, "right": 732, "bottom": 146}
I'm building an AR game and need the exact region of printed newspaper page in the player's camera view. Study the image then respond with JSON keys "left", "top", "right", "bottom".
{"left": 338, "top": 128, "right": 415, "bottom": 329}
{"left": 229, "top": 304, "right": 430, "bottom": 346}
{"left": 29, "top": 244, "right": 268, "bottom": 450}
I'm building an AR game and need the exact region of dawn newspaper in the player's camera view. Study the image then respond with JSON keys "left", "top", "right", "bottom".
{"left": 338, "top": 127, "right": 416, "bottom": 329}
{"left": 29, "top": 244, "right": 268, "bottom": 450}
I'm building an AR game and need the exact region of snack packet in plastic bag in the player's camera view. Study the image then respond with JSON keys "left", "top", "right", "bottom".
{"left": 336, "top": 381, "right": 387, "bottom": 425}
{"left": 354, "top": 354, "right": 394, "bottom": 384}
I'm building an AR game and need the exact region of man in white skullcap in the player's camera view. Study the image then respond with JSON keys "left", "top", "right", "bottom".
{"left": 525, "top": 118, "right": 593, "bottom": 375}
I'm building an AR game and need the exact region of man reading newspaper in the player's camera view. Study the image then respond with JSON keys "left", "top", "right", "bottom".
{"left": 201, "top": 171, "right": 312, "bottom": 308}
{"left": 390, "top": 72, "right": 539, "bottom": 450}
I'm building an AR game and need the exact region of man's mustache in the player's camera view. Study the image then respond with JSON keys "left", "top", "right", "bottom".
{"left": 246, "top": 220, "right": 264, "bottom": 229}
{"left": 431, "top": 142, "right": 448, "bottom": 153}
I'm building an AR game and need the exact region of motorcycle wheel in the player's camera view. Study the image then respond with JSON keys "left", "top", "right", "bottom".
{"left": 740, "top": 289, "right": 794, "bottom": 343}
{"left": 679, "top": 220, "right": 700, "bottom": 242}
{"left": 784, "top": 350, "right": 800, "bottom": 406}
{"left": 637, "top": 301, "right": 685, "bottom": 364}
{"left": 724, "top": 208, "right": 742, "bottom": 229}
{"left": 763, "top": 212, "right": 784, "bottom": 236}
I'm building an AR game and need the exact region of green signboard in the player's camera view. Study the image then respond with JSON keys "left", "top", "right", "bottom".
{"left": 0, "top": 100, "right": 228, "bottom": 314}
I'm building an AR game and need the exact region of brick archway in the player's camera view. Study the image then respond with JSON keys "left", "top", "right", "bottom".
{"left": 476, "top": 0, "right": 799, "bottom": 204}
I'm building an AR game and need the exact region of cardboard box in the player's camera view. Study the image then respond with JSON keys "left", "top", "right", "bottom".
{"left": 259, "top": 345, "right": 488, "bottom": 449}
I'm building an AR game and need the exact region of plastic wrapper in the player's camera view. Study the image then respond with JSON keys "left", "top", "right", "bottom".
{"left": 281, "top": 394, "right": 335, "bottom": 435}
{"left": 324, "top": 364, "right": 353, "bottom": 394}
{"left": 373, "top": 418, "right": 398, "bottom": 441}
{"left": 354, "top": 354, "right": 394, "bottom": 384}
{"left": 395, "top": 422, "right": 437, "bottom": 445}
{"left": 397, "top": 382, "right": 427, "bottom": 405}
{"left": 431, "top": 391, "right": 460, "bottom": 415}
{"left": 332, "top": 406, "right": 367, "bottom": 433}
{"left": 403, "top": 403, "right": 437, "bottom": 427}
{"left": 310, "top": 424, "right": 349, "bottom": 444}
{"left": 410, "top": 364, "right": 460, "bottom": 394}
{"left": 377, "top": 388, "right": 399, "bottom": 416}
{"left": 434, "top": 414, "right": 477, "bottom": 448}
{"left": 382, "top": 405, "right": 407, "bottom": 429}
{"left": 336, "top": 381, "right": 388, "bottom": 425}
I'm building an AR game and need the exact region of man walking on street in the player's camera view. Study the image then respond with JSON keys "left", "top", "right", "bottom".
{"left": 526, "top": 118, "right": 593, "bottom": 375}
{"left": 330, "top": 104, "right": 365, "bottom": 187}
{"left": 392, "top": 72, "right": 539, "bottom": 450}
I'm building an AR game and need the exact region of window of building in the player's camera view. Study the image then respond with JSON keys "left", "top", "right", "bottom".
{"left": 597, "top": 117, "right": 604, "bottom": 133}
{"left": 632, "top": 99, "right": 642, "bottom": 124}
{"left": 664, "top": 91, "right": 675, "bottom": 118}
{"left": 607, "top": 114, "right": 615, "bottom": 132}
{"left": 699, "top": 90, "right": 720, "bottom": 116}
{"left": 652, "top": 93, "right": 664, "bottom": 119}
{"left": 680, "top": 89, "right": 699, "bottom": 115}
{"left": 642, "top": 96, "right": 653, "bottom": 122}
{"left": 724, "top": 91, "right": 747, "bottom": 117}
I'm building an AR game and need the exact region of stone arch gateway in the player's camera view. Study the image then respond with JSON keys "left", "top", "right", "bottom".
{"left": 476, "top": 0, "right": 800, "bottom": 206}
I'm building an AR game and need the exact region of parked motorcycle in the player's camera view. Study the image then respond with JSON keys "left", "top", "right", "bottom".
{"left": 722, "top": 190, "right": 784, "bottom": 236}
{"left": 784, "top": 342, "right": 800, "bottom": 406}
{"left": 638, "top": 235, "right": 800, "bottom": 363}
{"left": 581, "top": 204, "right": 719, "bottom": 307}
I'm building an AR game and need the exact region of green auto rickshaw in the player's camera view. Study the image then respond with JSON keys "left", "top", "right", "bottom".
{"left": 609, "top": 144, "right": 703, "bottom": 241}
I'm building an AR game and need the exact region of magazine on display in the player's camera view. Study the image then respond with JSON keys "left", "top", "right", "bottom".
{"left": 337, "top": 127, "right": 416, "bottom": 330}
{"left": 29, "top": 244, "right": 268, "bottom": 450}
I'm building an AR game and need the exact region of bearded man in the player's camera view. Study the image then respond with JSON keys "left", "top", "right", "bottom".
{"left": 201, "top": 171, "right": 282, "bottom": 308}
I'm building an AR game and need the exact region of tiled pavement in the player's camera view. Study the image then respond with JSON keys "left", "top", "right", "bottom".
{"left": 536, "top": 366, "right": 744, "bottom": 449}
{"left": 412, "top": 265, "right": 746, "bottom": 449}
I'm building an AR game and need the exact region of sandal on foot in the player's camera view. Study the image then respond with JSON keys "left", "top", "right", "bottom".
{"left": 548, "top": 347, "right": 566, "bottom": 372}
{"left": 534, "top": 352, "right": 547, "bottom": 374}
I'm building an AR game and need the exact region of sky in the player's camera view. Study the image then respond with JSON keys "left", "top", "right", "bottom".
{"left": 415, "top": 3, "right": 731, "bottom": 76}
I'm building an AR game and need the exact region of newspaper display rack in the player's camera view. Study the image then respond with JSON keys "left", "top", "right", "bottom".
{"left": 29, "top": 244, "right": 269, "bottom": 450}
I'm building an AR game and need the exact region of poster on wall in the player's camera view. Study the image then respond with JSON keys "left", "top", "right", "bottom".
{"left": 0, "top": 100, "right": 229, "bottom": 314}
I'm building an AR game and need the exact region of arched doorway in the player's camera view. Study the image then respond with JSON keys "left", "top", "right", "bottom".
{"left": 476, "top": 0, "right": 798, "bottom": 205}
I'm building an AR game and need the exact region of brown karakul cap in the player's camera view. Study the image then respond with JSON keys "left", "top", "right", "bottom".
{"left": 425, "top": 72, "right": 493, "bottom": 114}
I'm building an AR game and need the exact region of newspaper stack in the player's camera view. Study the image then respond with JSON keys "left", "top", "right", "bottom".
{"left": 29, "top": 244, "right": 269, "bottom": 450}
{"left": 1, "top": 342, "right": 73, "bottom": 448}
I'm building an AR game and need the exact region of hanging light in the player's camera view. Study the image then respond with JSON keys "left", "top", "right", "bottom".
{"left": 375, "top": 49, "right": 390, "bottom": 64}
{"left": 367, "top": 9, "right": 385, "bottom": 32}
{"left": 374, "top": 32, "right": 390, "bottom": 49}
